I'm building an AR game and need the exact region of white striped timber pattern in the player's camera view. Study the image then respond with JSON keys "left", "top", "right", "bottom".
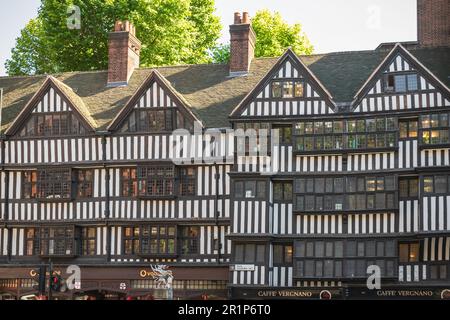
{"left": 354, "top": 54, "right": 450, "bottom": 113}
{"left": 399, "top": 236, "right": 450, "bottom": 282}
{"left": 422, "top": 196, "right": 450, "bottom": 232}
{"left": 232, "top": 265, "right": 266, "bottom": 286}
{"left": 109, "top": 225, "right": 231, "bottom": 263}
{"left": 241, "top": 59, "right": 334, "bottom": 117}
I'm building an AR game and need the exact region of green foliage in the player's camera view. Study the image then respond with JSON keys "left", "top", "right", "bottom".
{"left": 6, "top": 0, "right": 222, "bottom": 76}
{"left": 209, "top": 43, "right": 230, "bottom": 65}
{"left": 211, "top": 9, "right": 314, "bottom": 63}
{"left": 252, "top": 9, "right": 314, "bottom": 57}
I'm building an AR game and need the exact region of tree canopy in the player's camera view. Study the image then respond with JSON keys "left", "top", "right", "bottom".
{"left": 212, "top": 9, "right": 314, "bottom": 63}
{"left": 6, "top": 0, "right": 222, "bottom": 75}
{"left": 5, "top": 4, "right": 314, "bottom": 75}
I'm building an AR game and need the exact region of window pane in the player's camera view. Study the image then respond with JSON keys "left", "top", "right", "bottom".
{"left": 272, "top": 82, "right": 282, "bottom": 98}
{"left": 394, "top": 75, "right": 406, "bottom": 92}
{"left": 244, "top": 181, "right": 256, "bottom": 198}
{"left": 235, "top": 245, "right": 244, "bottom": 262}
{"left": 256, "top": 245, "right": 265, "bottom": 263}
{"left": 294, "top": 82, "right": 304, "bottom": 97}
{"left": 399, "top": 244, "right": 409, "bottom": 263}
{"left": 407, "top": 74, "right": 418, "bottom": 91}
{"left": 315, "top": 178, "right": 325, "bottom": 193}
{"left": 244, "top": 244, "right": 255, "bottom": 263}
{"left": 424, "top": 177, "right": 434, "bottom": 193}
{"left": 315, "top": 242, "right": 324, "bottom": 257}
{"left": 435, "top": 176, "right": 447, "bottom": 193}
{"left": 283, "top": 82, "right": 293, "bottom": 98}
{"left": 295, "top": 241, "right": 305, "bottom": 258}
{"left": 274, "top": 245, "right": 283, "bottom": 264}
{"left": 335, "top": 241, "right": 343, "bottom": 258}
{"left": 409, "top": 243, "right": 419, "bottom": 262}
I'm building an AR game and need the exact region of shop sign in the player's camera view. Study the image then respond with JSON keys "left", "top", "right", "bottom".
{"left": 231, "top": 264, "right": 255, "bottom": 271}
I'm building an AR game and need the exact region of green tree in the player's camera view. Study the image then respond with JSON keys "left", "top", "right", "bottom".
{"left": 6, "top": 0, "right": 222, "bottom": 76}
{"left": 212, "top": 9, "right": 313, "bottom": 63}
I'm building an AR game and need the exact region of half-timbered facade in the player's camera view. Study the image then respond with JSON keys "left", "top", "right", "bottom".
{"left": 0, "top": 7, "right": 449, "bottom": 300}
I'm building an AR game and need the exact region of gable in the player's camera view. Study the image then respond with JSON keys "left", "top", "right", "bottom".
{"left": 5, "top": 77, "right": 96, "bottom": 137}
{"left": 230, "top": 49, "right": 336, "bottom": 118}
{"left": 108, "top": 71, "right": 201, "bottom": 132}
{"left": 353, "top": 45, "right": 450, "bottom": 113}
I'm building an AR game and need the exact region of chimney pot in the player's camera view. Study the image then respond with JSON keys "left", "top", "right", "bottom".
{"left": 234, "top": 12, "right": 242, "bottom": 24}
{"left": 242, "top": 12, "right": 250, "bottom": 24}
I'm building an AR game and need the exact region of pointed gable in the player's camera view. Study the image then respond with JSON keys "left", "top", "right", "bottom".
{"left": 230, "top": 48, "right": 336, "bottom": 118}
{"left": 5, "top": 76, "right": 96, "bottom": 137}
{"left": 108, "top": 70, "right": 202, "bottom": 132}
{"left": 352, "top": 44, "right": 450, "bottom": 113}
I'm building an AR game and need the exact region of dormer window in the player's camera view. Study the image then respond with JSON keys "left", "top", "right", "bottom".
{"left": 384, "top": 73, "right": 418, "bottom": 93}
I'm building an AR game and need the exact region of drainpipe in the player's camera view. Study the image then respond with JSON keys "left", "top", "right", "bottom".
{"left": 214, "top": 164, "right": 221, "bottom": 263}
{"left": 99, "top": 132, "right": 111, "bottom": 262}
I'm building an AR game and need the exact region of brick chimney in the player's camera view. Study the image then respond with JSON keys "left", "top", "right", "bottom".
{"left": 107, "top": 20, "right": 142, "bottom": 87}
{"left": 229, "top": 12, "right": 256, "bottom": 77}
{"left": 417, "top": 0, "right": 450, "bottom": 47}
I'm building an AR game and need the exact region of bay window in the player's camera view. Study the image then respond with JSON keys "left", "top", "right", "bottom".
{"left": 420, "top": 113, "right": 450, "bottom": 145}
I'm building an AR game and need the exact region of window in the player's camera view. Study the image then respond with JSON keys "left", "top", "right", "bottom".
{"left": 420, "top": 113, "right": 450, "bottom": 145}
{"left": 19, "top": 113, "right": 87, "bottom": 137}
{"left": 120, "top": 109, "right": 176, "bottom": 133}
{"left": 423, "top": 176, "right": 434, "bottom": 193}
{"left": 294, "top": 117, "right": 397, "bottom": 152}
{"left": 121, "top": 168, "right": 138, "bottom": 197}
{"left": 273, "top": 244, "right": 293, "bottom": 265}
{"left": 137, "top": 166, "right": 174, "bottom": 197}
{"left": 23, "top": 172, "right": 37, "bottom": 199}
{"left": 124, "top": 225, "right": 177, "bottom": 257}
{"left": 423, "top": 175, "right": 449, "bottom": 194}
{"left": 121, "top": 167, "right": 175, "bottom": 198}
{"left": 272, "top": 82, "right": 282, "bottom": 98}
{"left": 124, "top": 227, "right": 140, "bottom": 255}
{"left": 273, "top": 181, "right": 292, "bottom": 202}
{"left": 385, "top": 73, "right": 419, "bottom": 93}
{"left": 273, "top": 125, "right": 292, "bottom": 145}
{"left": 399, "top": 177, "right": 419, "bottom": 199}
{"left": 81, "top": 227, "right": 96, "bottom": 256}
{"left": 399, "top": 119, "right": 418, "bottom": 139}
{"left": 399, "top": 242, "right": 420, "bottom": 263}
{"left": 77, "top": 170, "right": 93, "bottom": 198}
{"left": 141, "top": 225, "right": 176, "bottom": 256}
{"left": 25, "top": 228, "right": 39, "bottom": 256}
{"left": 235, "top": 122, "right": 271, "bottom": 155}
{"left": 40, "top": 227, "right": 75, "bottom": 256}
{"left": 272, "top": 81, "right": 304, "bottom": 98}
{"left": 234, "top": 180, "right": 266, "bottom": 199}
{"left": 295, "top": 176, "right": 396, "bottom": 212}
{"left": 36, "top": 169, "right": 72, "bottom": 200}
{"left": 234, "top": 243, "right": 266, "bottom": 263}
{"left": 178, "top": 226, "right": 199, "bottom": 255}
{"left": 179, "top": 167, "right": 196, "bottom": 196}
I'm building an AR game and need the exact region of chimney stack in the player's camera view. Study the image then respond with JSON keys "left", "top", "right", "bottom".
{"left": 107, "top": 20, "right": 142, "bottom": 87}
{"left": 229, "top": 11, "right": 256, "bottom": 77}
{"left": 417, "top": 0, "right": 450, "bottom": 47}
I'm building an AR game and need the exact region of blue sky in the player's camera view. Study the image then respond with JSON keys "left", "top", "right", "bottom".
{"left": 0, "top": 0, "right": 418, "bottom": 76}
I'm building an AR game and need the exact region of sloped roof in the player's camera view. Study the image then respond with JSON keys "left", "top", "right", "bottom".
{"left": 0, "top": 46, "right": 448, "bottom": 132}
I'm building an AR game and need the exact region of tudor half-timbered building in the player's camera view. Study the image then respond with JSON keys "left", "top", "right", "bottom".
{"left": 0, "top": 2, "right": 449, "bottom": 300}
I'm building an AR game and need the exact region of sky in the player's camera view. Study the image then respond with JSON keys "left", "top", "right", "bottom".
{"left": 0, "top": 0, "right": 418, "bottom": 76}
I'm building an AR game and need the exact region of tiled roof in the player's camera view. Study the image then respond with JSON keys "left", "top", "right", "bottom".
{"left": 0, "top": 46, "right": 448, "bottom": 132}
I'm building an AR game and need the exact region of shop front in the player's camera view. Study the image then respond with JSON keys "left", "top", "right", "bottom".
{"left": 0, "top": 265, "right": 229, "bottom": 300}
